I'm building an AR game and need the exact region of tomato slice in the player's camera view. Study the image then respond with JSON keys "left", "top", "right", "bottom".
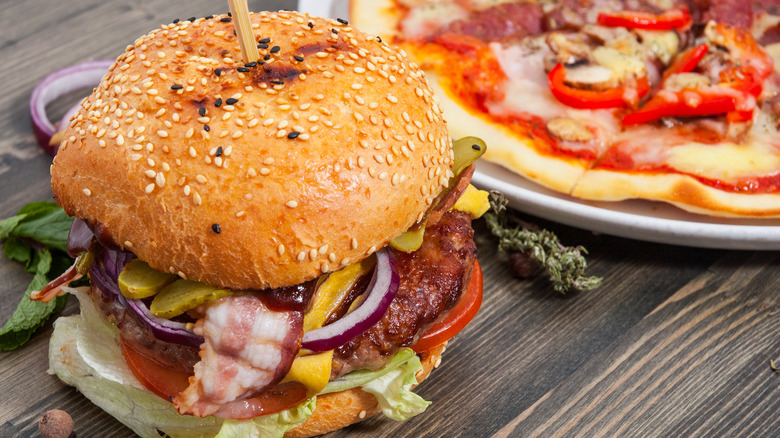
{"left": 412, "top": 260, "right": 483, "bottom": 353}
{"left": 120, "top": 337, "right": 307, "bottom": 418}
{"left": 121, "top": 337, "right": 191, "bottom": 399}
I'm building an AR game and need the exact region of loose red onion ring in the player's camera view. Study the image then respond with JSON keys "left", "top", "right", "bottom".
{"left": 30, "top": 59, "right": 114, "bottom": 156}
{"left": 302, "top": 248, "right": 399, "bottom": 352}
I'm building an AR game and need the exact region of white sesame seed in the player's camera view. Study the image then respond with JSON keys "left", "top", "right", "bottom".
{"left": 82, "top": 188, "right": 91, "bottom": 196}
{"left": 286, "top": 200, "right": 298, "bottom": 208}
{"left": 278, "top": 244, "right": 285, "bottom": 255}
{"left": 145, "top": 183, "right": 155, "bottom": 193}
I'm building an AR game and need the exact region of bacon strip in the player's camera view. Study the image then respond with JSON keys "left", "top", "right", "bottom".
{"left": 173, "top": 294, "right": 302, "bottom": 417}
{"left": 427, "top": 163, "right": 476, "bottom": 226}
{"left": 30, "top": 260, "right": 82, "bottom": 303}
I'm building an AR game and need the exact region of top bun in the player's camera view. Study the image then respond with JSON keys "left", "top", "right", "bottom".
{"left": 51, "top": 11, "right": 453, "bottom": 289}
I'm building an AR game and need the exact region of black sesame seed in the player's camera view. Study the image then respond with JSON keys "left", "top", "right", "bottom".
{"left": 220, "top": 17, "right": 231, "bottom": 22}
{"left": 214, "top": 98, "right": 222, "bottom": 107}
{"left": 264, "top": 54, "right": 271, "bottom": 60}
{"left": 270, "top": 80, "right": 284, "bottom": 85}
{"left": 258, "top": 43, "right": 269, "bottom": 49}
{"left": 198, "top": 107, "right": 206, "bottom": 116}
{"left": 215, "top": 68, "right": 222, "bottom": 76}
{"left": 287, "top": 131, "right": 300, "bottom": 139}
{"left": 212, "top": 223, "right": 221, "bottom": 234}
{"left": 308, "top": 21, "right": 314, "bottom": 28}
{"left": 205, "top": 15, "right": 214, "bottom": 20}
{"left": 376, "top": 36, "right": 383, "bottom": 43}
{"left": 331, "top": 28, "right": 338, "bottom": 34}
{"left": 225, "top": 98, "right": 238, "bottom": 105}
{"left": 173, "top": 18, "right": 180, "bottom": 24}
{"left": 237, "top": 67, "right": 250, "bottom": 73}
{"left": 258, "top": 61, "right": 266, "bottom": 65}
{"left": 258, "top": 37, "right": 271, "bottom": 43}
{"left": 245, "top": 62, "right": 257, "bottom": 67}
{"left": 204, "top": 124, "right": 211, "bottom": 132}
{"left": 270, "top": 45, "right": 281, "bottom": 53}
{"left": 187, "top": 17, "right": 196, "bottom": 22}
{"left": 216, "top": 146, "right": 223, "bottom": 157}
{"left": 337, "top": 18, "right": 348, "bottom": 25}
{"left": 471, "top": 144, "right": 482, "bottom": 151}
{"left": 233, "top": 30, "right": 237, "bottom": 36}
{"left": 227, "top": 12, "right": 232, "bottom": 16}
{"left": 170, "top": 84, "right": 183, "bottom": 90}
{"left": 293, "top": 55, "right": 304, "bottom": 62}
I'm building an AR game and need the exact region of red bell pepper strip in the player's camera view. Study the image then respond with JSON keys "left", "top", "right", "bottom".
{"left": 622, "top": 90, "right": 736, "bottom": 125}
{"left": 662, "top": 43, "right": 709, "bottom": 82}
{"left": 598, "top": 7, "right": 691, "bottom": 30}
{"left": 548, "top": 63, "right": 650, "bottom": 109}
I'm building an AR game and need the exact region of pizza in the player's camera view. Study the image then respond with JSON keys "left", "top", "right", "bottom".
{"left": 349, "top": 0, "right": 780, "bottom": 217}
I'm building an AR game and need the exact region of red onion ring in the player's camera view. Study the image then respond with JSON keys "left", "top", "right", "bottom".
{"left": 302, "top": 248, "right": 399, "bottom": 352}
{"left": 67, "top": 218, "right": 94, "bottom": 257}
{"left": 30, "top": 59, "right": 114, "bottom": 156}
{"left": 90, "top": 249, "right": 204, "bottom": 348}
{"left": 125, "top": 298, "right": 204, "bottom": 348}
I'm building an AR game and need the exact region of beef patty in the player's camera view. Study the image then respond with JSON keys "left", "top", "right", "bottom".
{"left": 331, "top": 209, "right": 477, "bottom": 377}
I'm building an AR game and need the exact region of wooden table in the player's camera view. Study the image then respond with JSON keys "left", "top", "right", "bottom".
{"left": 2, "top": 1, "right": 780, "bottom": 436}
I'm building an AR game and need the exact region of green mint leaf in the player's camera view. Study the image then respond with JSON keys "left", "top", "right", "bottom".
{"left": 2, "top": 236, "right": 34, "bottom": 267}
{"left": 0, "top": 213, "right": 26, "bottom": 240}
{"left": 0, "top": 247, "right": 67, "bottom": 351}
{"left": 4, "top": 201, "right": 73, "bottom": 253}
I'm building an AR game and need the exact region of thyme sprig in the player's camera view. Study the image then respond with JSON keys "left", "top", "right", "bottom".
{"left": 483, "top": 191, "right": 602, "bottom": 293}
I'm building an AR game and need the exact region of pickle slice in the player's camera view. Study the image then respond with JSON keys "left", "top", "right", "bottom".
{"left": 118, "top": 259, "right": 178, "bottom": 299}
{"left": 389, "top": 220, "right": 426, "bottom": 252}
{"left": 451, "top": 136, "right": 487, "bottom": 176}
{"left": 150, "top": 280, "right": 235, "bottom": 319}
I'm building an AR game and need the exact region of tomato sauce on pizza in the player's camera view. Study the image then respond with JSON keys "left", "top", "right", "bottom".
{"left": 351, "top": 0, "right": 780, "bottom": 217}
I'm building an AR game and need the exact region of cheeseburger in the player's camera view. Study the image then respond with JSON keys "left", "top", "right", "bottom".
{"left": 35, "top": 10, "right": 487, "bottom": 437}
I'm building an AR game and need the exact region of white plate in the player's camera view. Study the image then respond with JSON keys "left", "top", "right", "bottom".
{"left": 298, "top": 0, "right": 780, "bottom": 250}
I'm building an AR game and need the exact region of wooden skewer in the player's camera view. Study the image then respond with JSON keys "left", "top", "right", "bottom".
{"left": 227, "top": 0, "right": 259, "bottom": 63}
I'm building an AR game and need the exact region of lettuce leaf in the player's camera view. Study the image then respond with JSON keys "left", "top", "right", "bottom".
{"left": 49, "top": 287, "right": 313, "bottom": 438}
{"left": 321, "top": 347, "right": 430, "bottom": 421}
{"left": 48, "top": 287, "right": 430, "bottom": 437}
{"left": 361, "top": 356, "right": 431, "bottom": 421}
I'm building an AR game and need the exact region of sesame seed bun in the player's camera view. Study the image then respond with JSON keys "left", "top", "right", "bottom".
{"left": 285, "top": 343, "right": 445, "bottom": 438}
{"left": 51, "top": 11, "right": 453, "bottom": 289}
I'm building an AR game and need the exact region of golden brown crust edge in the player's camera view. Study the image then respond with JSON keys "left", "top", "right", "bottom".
{"left": 51, "top": 11, "right": 453, "bottom": 290}
{"left": 572, "top": 170, "right": 780, "bottom": 218}
{"left": 285, "top": 343, "right": 445, "bottom": 438}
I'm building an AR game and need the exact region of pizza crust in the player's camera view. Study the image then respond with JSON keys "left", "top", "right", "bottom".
{"left": 573, "top": 170, "right": 780, "bottom": 218}
{"left": 349, "top": 0, "right": 401, "bottom": 41}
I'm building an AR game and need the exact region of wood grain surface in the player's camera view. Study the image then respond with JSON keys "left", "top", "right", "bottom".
{"left": 2, "top": 1, "right": 780, "bottom": 437}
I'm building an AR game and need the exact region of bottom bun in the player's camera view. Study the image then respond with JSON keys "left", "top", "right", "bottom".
{"left": 286, "top": 343, "right": 446, "bottom": 438}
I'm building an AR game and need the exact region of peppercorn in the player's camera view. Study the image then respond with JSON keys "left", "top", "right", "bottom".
{"left": 39, "top": 410, "right": 74, "bottom": 438}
